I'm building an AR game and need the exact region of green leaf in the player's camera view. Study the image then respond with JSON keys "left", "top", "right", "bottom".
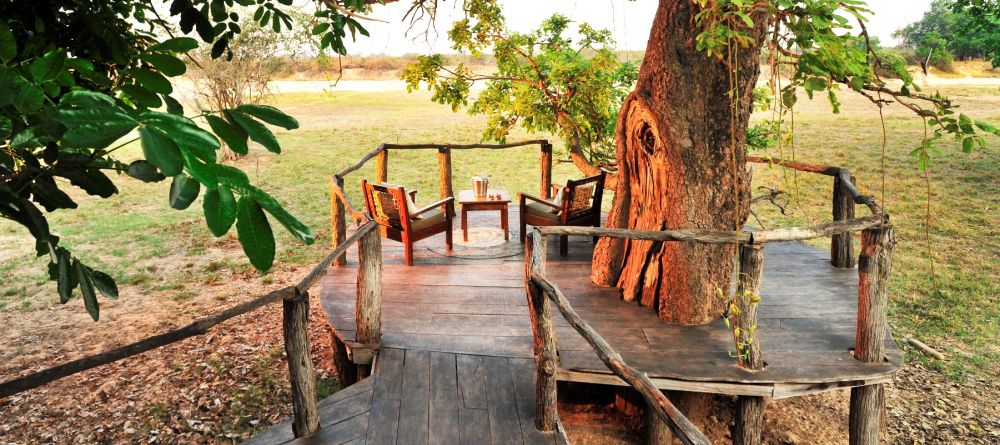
{"left": 245, "top": 186, "right": 315, "bottom": 244}
{"left": 203, "top": 186, "right": 238, "bottom": 236}
{"left": 127, "top": 160, "right": 166, "bottom": 182}
{"left": 236, "top": 197, "right": 275, "bottom": 272}
{"left": 962, "top": 137, "right": 974, "bottom": 153}
{"left": 0, "top": 67, "right": 45, "bottom": 112}
{"left": 169, "top": 174, "right": 201, "bottom": 210}
{"left": 234, "top": 104, "right": 300, "bottom": 129}
{"left": 139, "top": 127, "right": 184, "bottom": 176}
{"left": 62, "top": 122, "right": 136, "bottom": 148}
{"left": 163, "top": 94, "right": 184, "bottom": 115}
{"left": 88, "top": 267, "right": 118, "bottom": 299}
{"left": 30, "top": 51, "right": 67, "bottom": 82}
{"left": 139, "top": 111, "right": 220, "bottom": 162}
{"left": 75, "top": 260, "right": 100, "bottom": 321}
{"left": 131, "top": 68, "right": 173, "bottom": 94}
{"left": 55, "top": 249, "right": 76, "bottom": 304}
{"left": 0, "top": 21, "right": 15, "bottom": 63}
{"left": 206, "top": 114, "right": 248, "bottom": 155}
{"left": 140, "top": 53, "right": 186, "bottom": 77}
{"left": 0, "top": 116, "right": 11, "bottom": 139}
{"left": 228, "top": 110, "right": 280, "bottom": 153}
{"left": 149, "top": 37, "right": 199, "bottom": 53}
{"left": 61, "top": 90, "right": 116, "bottom": 108}
{"left": 120, "top": 84, "right": 163, "bottom": 108}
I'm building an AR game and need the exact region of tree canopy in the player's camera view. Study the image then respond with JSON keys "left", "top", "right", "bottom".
{"left": 894, "top": 0, "right": 1000, "bottom": 68}
{"left": 0, "top": 0, "right": 374, "bottom": 320}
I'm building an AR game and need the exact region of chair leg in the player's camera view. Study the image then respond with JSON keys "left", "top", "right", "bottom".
{"left": 593, "top": 217, "right": 600, "bottom": 244}
{"left": 446, "top": 221, "right": 453, "bottom": 250}
{"left": 404, "top": 241, "right": 414, "bottom": 266}
{"left": 520, "top": 218, "right": 527, "bottom": 243}
{"left": 559, "top": 234, "right": 568, "bottom": 257}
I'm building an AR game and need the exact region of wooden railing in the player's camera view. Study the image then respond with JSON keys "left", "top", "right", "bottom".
{"left": 748, "top": 156, "right": 881, "bottom": 269}
{"left": 527, "top": 212, "right": 895, "bottom": 445}
{"left": 328, "top": 140, "right": 553, "bottom": 265}
{"left": 0, "top": 221, "right": 384, "bottom": 441}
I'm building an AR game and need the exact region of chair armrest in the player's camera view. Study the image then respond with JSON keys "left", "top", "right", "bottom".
{"left": 408, "top": 190, "right": 417, "bottom": 201}
{"left": 520, "top": 193, "right": 562, "bottom": 210}
{"left": 411, "top": 196, "right": 455, "bottom": 217}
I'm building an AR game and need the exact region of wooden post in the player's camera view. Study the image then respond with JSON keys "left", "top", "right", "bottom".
{"left": 850, "top": 226, "right": 895, "bottom": 445}
{"left": 525, "top": 231, "right": 557, "bottom": 431}
{"left": 540, "top": 142, "right": 553, "bottom": 199}
{"left": 438, "top": 147, "right": 453, "bottom": 200}
{"left": 832, "top": 174, "right": 856, "bottom": 268}
{"left": 735, "top": 243, "right": 765, "bottom": 445}
{"left": 356, "top": 227, "right": 382, "bottom": 379}
{"left": 282, "top": 291, "right": 319, "bottom": 438}
{"left": 375, "top": 148, "right": 388, "bottom": 183}
{"left": 331, "top": 175, "right": 347, "bottom": 266}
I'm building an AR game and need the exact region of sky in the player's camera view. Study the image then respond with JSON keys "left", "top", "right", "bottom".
{"left": 336, "top": 0, "right": 934, "bottom": 56}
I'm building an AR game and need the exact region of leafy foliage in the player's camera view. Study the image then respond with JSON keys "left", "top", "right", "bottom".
{"left": 402, "top": 7, "right": 637, "bottom": 164}
{"left": 0, "top": 0, "right": 370, "bottom": 320}
{"left": 693, "top": 0, "right": 998, "bottom": 173}
{"left": 894, "top": 0, "right": 1000, "bottom": 69}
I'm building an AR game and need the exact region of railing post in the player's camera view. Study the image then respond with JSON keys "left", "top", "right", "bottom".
{"left": 850, "top": 226, "right": 895, "bottom": 445}
{"left": 525, "top": 231, "right": 557, "bottom": 431}
{"left": 331, "top": 175, "right": 347, "bottom": 266}
{"left": 283, "top": 291, "right": 319, "bottom": 438}
{"left": 540, "top": 141, "right": 553, "bottom": 199}
{"left": 375, "top": 148, "right": 388, "bottom": 183}
{"left": 438, "top": 147, "right": 453, "bottom": 200}
{"left": 832, "top": 174, "right": 857, "bottom": 268}
{"left": 735, "top": 243, "right": 765, "bottom": 445}
{"left": 356, "top": 226, "right": 383, "bottom": 379}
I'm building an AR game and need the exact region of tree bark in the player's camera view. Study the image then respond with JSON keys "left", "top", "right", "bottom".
{"left": 591, "top": 0, "right": 766, "bottom": 324}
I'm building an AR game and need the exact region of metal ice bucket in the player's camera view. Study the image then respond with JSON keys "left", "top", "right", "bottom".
{"left": 472, "top": 176, "right": 489, "bottom": 197}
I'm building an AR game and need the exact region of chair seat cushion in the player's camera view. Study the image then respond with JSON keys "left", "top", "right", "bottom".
{"left": 410, "top": 209, "right": 447, "bottom": 231}
{"left": 524, "top": 202, "right": 561, "bottom": 221}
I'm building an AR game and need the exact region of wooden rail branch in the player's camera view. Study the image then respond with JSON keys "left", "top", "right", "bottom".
{"left": 850, "top": 226, "right": 896, "bottom": 445}
{"left": 380, "top": 139, "right": 548, "bottom": 150}
{"left": 283, "top": 291, "right": 319, "bottom": 437}
{"left": 540, "top": 142, "right": 553, "bottom": 199}
{"left": 331, "top": 175, "right": 348, "bottom": 266}
{"left": 525, "top": 232, "right": 558, "bottom": 431}
{"left": 298, "top": 222, "right": 378, "bottom": 293}
{"left": 335, "top": 146, "right": 385, "bottom": 178}
{"left": 329, "top": 178, "right": 368, "bottom": 224}
{"left": 832, "top": 175, "right": 857, "bottom": 268}
{"left": 734, "top": 244, "right": 765, "bottom": 445}
{"left": 530, "top": 272, "right": 711, "bottom": 445}
{"left": 375, "top": 149, "right": 388, "bottom": 183}
{"left": 355, "top": 226, "right": 383, "bottom": 380}
{"left": 438, "top": 148, "right": 453, "bottom": 201}
{"left": 0, "top": 286, "right": 296, "bottom": 398}
{"left": 537, "top": 214, "right": 887, "bottom": 245}
{"left": 748, "top": 156, "right": 882, "bottom": 215}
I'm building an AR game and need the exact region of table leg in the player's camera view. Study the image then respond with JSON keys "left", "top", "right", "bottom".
{"left": 502, "top": 204, "right": 509, "bottom": 241}
{"left": 462, "top": 207, "right": 468, "bottom": 242}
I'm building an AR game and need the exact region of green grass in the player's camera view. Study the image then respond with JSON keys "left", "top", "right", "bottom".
{"left": 1, "top": 86, "right": 997, "bottom": 381}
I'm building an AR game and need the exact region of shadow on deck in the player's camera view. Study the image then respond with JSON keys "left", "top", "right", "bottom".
{"left": 247, "top": 208, "right": 901, "bottom": 444}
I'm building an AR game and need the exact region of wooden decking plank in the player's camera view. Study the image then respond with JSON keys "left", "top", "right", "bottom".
{"left": 365, "top": 398, "right": 400, "bottom": 445}
{"left": 456, "top": 354, "right": 488, "bottom": 409}
{"left": 397, "top": 350, "right": 431, "bottom": 445}
{"left": 429, "top": 352, "right": 461, "bottom": 444}
{"left": 459, "top": 407, "right": 491, "bottom": 445}
{"left": 290, "top": 412, "right": 370, "bottom": 445}
{"left": 372, "top": 348, "right": 405, "bottom": 401}
{"left": 483, "top": 355, "right": 524, "bottom": 445}
{"left": 509, "top": 358, "right": 556, "bottom": 445}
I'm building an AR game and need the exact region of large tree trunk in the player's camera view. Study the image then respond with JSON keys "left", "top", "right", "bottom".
{"left": 592, "top": 0, "right": 766, "bottom": 325}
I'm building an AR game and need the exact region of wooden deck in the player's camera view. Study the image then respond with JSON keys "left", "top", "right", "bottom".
{"left": 246, "top": 208, "right": 902, "bottom": 443}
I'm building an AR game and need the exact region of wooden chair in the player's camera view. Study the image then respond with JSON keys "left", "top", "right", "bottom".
{"left": 519, "top": 172, "right": 605, "bottom": 256}
{"left": 361, "top": 180, "right": 454, "bottom": 266}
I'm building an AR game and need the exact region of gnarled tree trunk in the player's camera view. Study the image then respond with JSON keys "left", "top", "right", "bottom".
{"left": 592, "top": 0, "right": 766, "bottom": 325}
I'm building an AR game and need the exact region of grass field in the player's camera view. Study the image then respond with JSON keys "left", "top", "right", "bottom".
{"left": 1, "top": 83, "right": 997, "bottom": 386}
